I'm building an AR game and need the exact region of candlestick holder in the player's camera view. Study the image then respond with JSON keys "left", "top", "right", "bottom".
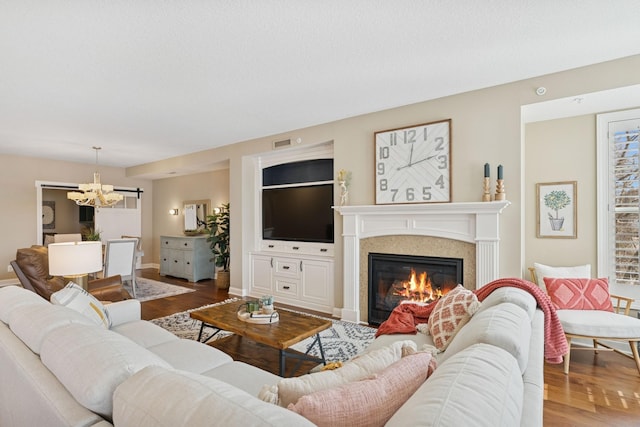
{"left": 494, "top": 179, "right": 506, "bottom": 201}
{"left": 482, "top": 177, "right": 492, "bottom": 202}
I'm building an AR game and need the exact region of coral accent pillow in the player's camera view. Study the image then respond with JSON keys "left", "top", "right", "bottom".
{"left": 288, "top": 351, "right": 437, "bottom": 427}
{"left": 543, "top": 277, "right": 614, "bottom": 311}
{"left": 428, "top": 285, "right": 480, "bottom": 351}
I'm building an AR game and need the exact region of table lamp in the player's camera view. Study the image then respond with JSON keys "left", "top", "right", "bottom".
{"left": 48, "top": 241, "right": 103, "bottom": 290}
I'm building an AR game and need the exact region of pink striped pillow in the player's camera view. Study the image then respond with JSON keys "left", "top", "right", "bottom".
{"left": 543, "top": 277, "right": 614, "bottom": 311}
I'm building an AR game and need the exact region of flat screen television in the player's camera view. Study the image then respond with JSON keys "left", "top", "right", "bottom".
{"left": 262, "top": 184, "right": 334, "bottom": 244}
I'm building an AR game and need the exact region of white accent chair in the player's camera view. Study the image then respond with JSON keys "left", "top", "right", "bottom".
{"left": 104, "top": 239, "right": 138, "bottom": 298}
{"left": 529, "top": 265, "right": 640, "bottom": 375}
{"left": 53, "top": 233, "right": 82, "bottom": 243}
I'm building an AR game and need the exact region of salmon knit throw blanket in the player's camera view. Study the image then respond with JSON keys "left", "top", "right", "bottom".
{"left": 375, "top": 278, "right": 568, "bottom": 364}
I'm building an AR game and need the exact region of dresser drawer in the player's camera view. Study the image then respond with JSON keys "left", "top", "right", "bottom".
{"left": 275, "top": 279, "right": 298, "bottom": 296}
{"left": 161, "top": 237, "right": 195, "bottom": 250}
{"left": 274, "top": 259, "right": 300, "bottom": 278}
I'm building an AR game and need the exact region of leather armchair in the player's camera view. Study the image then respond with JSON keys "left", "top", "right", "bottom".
{"left": 13, "top": 246, "right": 132, "bottom": 301}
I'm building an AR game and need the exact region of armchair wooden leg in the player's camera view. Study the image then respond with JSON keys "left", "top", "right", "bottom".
{"left": 564, "top": 336, "right": 572, "bottom": 374}
{"left": 593, "top": 339, "right": 599, "bottom": 353}
{"left": 630, "top": 341, "right": 640, "bottom": 375}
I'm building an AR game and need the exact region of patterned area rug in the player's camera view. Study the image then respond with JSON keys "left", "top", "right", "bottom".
{"left": 150, "top": 299, "right": 377, "bottom": 362}
{"left": 124, "top": 278, "right": 195, "bottom": 302}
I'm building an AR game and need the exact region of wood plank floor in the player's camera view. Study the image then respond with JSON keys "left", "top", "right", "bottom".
{"left": 139, "top": 268, "right": 640, "bottom": 426}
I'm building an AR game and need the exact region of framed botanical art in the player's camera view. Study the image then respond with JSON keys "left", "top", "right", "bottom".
{"left": 374, "top": 119, "right": 451, "bottom": 204}
{"left": 536, "top": 181, "right": 577, "bottom": 238}
{"left": 42, "top": 201, "right": 55, "bottom": 230}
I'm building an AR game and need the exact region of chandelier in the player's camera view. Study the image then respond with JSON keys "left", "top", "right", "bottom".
{"left": 67, "top": 147, "right": 123, "bottom": 207}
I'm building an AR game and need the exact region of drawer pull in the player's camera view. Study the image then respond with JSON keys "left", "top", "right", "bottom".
{"left": 270, "top": 258, "right": 273, "bottom": 268}
{"left": 300, "top": 261, "right": 303, "bottom": 271}
{"left": 268, "top": 244, "right": 274, "bottom": 248}
{"left": 282, "top": 265, "right": 290, "bottom": 270}
{"left": 293, "top": 246, "right": 299, "bottom": 250}
{"left": 283, "top": 286, "right": 290, "bottom": 290}
{"left": 320, "top": 248, "right": 328, "bottom": 252}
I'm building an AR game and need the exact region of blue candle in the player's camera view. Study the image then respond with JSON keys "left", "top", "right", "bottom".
{"left": 484, "top": 163, "right": 490, "bottom": 178}
{"left": 497, "top": 165, "right": 503, "bottom": 180}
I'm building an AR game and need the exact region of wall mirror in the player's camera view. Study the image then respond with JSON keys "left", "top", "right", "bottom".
{"left": 183, "top": 199, "right": 210, "bottom": 234}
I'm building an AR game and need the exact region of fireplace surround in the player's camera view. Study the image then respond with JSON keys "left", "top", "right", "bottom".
{"left": 335, "top": 201, "right": 510, "bottom": 323}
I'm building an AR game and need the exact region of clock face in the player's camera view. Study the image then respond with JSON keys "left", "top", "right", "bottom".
{"left": 375, "top": 119, "right": 451, "bottom": 204}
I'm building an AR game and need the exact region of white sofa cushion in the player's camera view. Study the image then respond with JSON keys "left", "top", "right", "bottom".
{"left": 148, "top": 338, "right": 233, "bottom": 373}
{"left": 476, "top": 286, "right": 537, "bottom": 320}
{"left": 441, "top": 302, "right": 532, "bottom": 374}
{"left": 111, "top": 319, "right": 179, "bottom": 348}
{"left": 112, "top": 366, "right": 316, "bottom": 427}
{"left": 0, "top": 285, "right": 47, "bottom": 324}
{"left": 40, "top": 322, "right": 171, "bottom": 418}
{"left": 386, "top": 343, "right": 524, "bottom": 427}
{"left": 203, "top": 361, "right": 281, "bottom": 397}
{"left": 9, "top": 303, "right": 95, "bottom": 354}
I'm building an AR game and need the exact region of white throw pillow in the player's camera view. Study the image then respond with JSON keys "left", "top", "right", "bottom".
{"left": 258, "top": 340, "right": 418, "bottom": 407}
{"left": 50, "top": 282, "right": 111, "bottom": 328}
{"left": 532, "top": 262, "right": 591, "bottom": 294}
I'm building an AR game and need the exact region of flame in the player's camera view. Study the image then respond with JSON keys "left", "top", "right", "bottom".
{"left": 393, "top": 269, "right": 443, "bottom": 303}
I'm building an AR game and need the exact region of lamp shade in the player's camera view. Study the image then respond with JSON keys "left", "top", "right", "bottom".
{"left": 48, "top": 241, "right": 103, "bottom": 276}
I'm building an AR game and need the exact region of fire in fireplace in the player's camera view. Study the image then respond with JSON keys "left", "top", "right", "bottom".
{"left": 368, "top": 253, "right": 463, "bottom": 325}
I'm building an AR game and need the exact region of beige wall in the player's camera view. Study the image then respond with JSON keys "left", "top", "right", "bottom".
{"left": 524, "top": 115, "right": 598, "bottom": 276}
{"left": 3, "top": 55, "right": 640, "bottom": 303}
{"left": 0, "top": 154, "right": 153, "bottom": 280}
{"left": 151, "top": 169, "right": 230, "bottom": 263}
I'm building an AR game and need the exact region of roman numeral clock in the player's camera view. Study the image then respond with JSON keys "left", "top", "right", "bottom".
{"left": 375, "top": 119, "right": 452, "bottom": 204}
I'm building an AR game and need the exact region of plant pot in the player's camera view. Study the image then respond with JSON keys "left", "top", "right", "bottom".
{"left": 549, "top": 218, "right": 564, "bottom": 231}
{"left": 216, "top": 270, "right": 230, "bottom": 290}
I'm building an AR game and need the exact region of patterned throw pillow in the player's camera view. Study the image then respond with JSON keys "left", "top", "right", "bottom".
{"left": 543, "top": 277, "right": 614, "bottom": 311}
{"left": 428, "top": 285, "right": 480, "bottom": 351}
{"left": 50, "top": 282, "right": 112, "bottom": 328}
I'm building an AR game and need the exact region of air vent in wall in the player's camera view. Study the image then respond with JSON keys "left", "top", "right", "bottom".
{"left": 272, "top": 139, "right": 292, "bottom": 150}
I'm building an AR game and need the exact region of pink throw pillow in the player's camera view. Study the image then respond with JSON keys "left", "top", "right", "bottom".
{"left": 428, "top": 285, "right": 480, "bottom": 351}
{"left": 288, "top": 352, "right": 437, "bottom": 427}
{"left": 543, "top": 277, "right": 614, "bottom": 311}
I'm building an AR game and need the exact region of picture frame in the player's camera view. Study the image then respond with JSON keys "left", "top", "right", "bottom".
{"left": 536, "top": 181, "right": 577, "bottom": 238}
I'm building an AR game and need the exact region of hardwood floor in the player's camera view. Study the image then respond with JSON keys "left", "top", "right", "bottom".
{"left": 139, "top": 268, "right": 640, "bottom": 426}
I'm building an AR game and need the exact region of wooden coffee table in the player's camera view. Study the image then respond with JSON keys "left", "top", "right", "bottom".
{"left": 190, "top": 299, "right": 332, "bottom": 376}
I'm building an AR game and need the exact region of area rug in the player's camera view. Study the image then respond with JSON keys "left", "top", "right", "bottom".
{"left": 150, "top": 299, "right": 377, "bottom": 362}
{"left": 124, "top": 278, "right": 195, "bottom": 302}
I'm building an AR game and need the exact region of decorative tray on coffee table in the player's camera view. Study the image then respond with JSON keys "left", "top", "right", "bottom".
{"left": 237, "top": 305, "right": 279, "bottom": 324}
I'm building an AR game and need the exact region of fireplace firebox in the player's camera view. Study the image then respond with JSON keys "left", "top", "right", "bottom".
{"left": 368, "top": 253, "right": 463, "bottom": 325}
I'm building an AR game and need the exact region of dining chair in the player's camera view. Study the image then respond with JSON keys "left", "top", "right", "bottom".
{"left": 529, "top": 266, "right": 640, "bottom": 375}
{"left": 104, "top": 238, "right": 138, "bottom": 298}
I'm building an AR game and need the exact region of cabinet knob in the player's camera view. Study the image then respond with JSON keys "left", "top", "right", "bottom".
{"left": 186, "top": 262, "right": 190, "bottom": 265}
{"left": 184, "top": 243, "right": 188, "bottom": 246}
{"left": 174, "top": 260, "right": 178, "bottom": 263}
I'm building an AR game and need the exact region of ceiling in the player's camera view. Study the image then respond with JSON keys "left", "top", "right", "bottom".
{"left": 1, "top": 1, "right": 640, "bottom": 170}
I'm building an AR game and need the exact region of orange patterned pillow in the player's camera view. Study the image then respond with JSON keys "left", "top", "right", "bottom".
{"left": 543, "top": 277, "right": 614, "bottom": 311}
{"left": 428, "top": 285, "right": 480, "bottom": 351}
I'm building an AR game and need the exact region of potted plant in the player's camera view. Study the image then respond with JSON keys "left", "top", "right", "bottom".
{"left": 207, "top": 203, "right": 230, "bottom": 289}
{"left": 85, "top": 228, "right": 101, "bottom": 241}
{"left": 544, "top": 190, "right": 571, "bottom": 231}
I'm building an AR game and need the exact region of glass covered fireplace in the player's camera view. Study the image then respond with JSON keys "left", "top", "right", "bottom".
{"left": 368, "top": 252, "right": 463, "bottom": 325}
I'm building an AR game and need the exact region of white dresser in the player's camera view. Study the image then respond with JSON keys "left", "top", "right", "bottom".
{"left": 159, "top": 235, "right": 214, "bottom": 282}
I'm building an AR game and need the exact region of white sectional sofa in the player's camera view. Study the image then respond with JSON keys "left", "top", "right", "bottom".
{"left": 0, "top": 284, "right": 543, "bottom": 426}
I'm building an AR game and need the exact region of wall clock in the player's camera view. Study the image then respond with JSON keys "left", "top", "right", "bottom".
{"left": 375, "top": 119, "right": 451, "bottom": 204}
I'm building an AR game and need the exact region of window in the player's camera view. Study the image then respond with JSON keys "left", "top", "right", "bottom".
{"left": 597, "top": 108, "right": 640, "bottom": 287}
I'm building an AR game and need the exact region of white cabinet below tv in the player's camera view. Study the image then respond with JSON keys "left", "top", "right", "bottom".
{"left": 250, "top": 252, "right": 334, "bottom": 314}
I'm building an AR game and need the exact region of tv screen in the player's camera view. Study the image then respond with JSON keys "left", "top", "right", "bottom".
{"left": 262, "top": 184, "right": 334, "bottom": 244}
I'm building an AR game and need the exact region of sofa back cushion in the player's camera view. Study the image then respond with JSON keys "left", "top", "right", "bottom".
{"left": 112, "top": 366, "right": 315, "bottom": 427}
{"left": 0, "top": 285, "right": 47, "bottom": 324}
{"left": 40, "top": 323, "right": 171, "bottom": 418}
{"left": 9, "top": 303, "right": 95, "bottom": 354}
{"left": 386, "top": 343, "right": 523, "bottom": 427}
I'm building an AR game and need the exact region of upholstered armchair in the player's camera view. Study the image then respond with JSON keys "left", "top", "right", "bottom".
{"left": 12, "top": 246, "right": 131, "bottom": 302}
{"left": 529, "top": 264, "right": 640, "bottom": 375}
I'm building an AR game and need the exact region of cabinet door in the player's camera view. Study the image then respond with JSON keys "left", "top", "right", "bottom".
{"left": 301, "top": 259, "right": 333, "bottom": 306}
{"left": 251, "top": 255, "right": 273, "bottom": 294}
{"left": 160, "top": 249, "right": 171, "bottom": 276}
{"left": 168, "top": 249, "right": 185, "bottom": 277}
{"left": 183, "top": 251, "right": 194, "bottom": 278}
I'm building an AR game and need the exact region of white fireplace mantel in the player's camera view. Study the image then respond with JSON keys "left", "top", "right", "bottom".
{"left": 335, "top": 200, "right": 511, "bottom": 323}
